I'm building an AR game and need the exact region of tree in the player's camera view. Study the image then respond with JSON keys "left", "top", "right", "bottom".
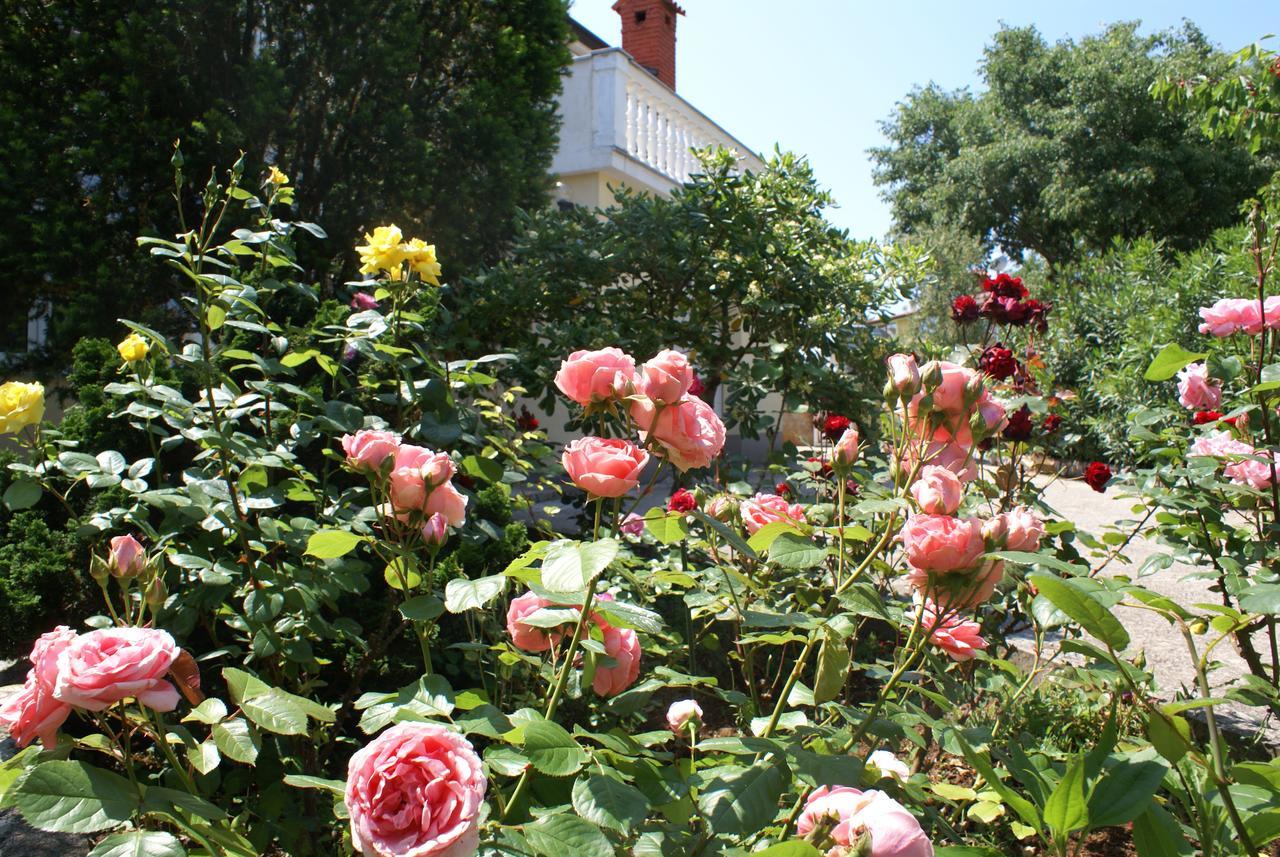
{"left": 452, "top": 149, "right": 930, "bottom": 436}
{"left": 871, "top": 22, "right": 1270, "bottom": 270}
{"left": 0, "top": 0, "right": 569, "bottom": 361}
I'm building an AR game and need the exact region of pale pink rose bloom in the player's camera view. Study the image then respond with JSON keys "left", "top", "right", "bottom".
{"left": 909, "top": 559, "right": 1005, "bottom": 612}
{"left": 350, "top": 292, "right": 380, "bottom": 311}
{"left": 1177, "top": 363, "right": 1223, "bottom": 411}
{"left": 1001, "top": 507, "right": 1045, "bottom": 552}
{"left": 832, "top": 427, "right": 860, "bottom": 468}
{"left": 345, "top": 723, "right": 486, "bottom": 857}
{"left": 1189, "top": 430, "right": 1254, "bottom": 459}
{"left": 0, "top": 626, "right": 76, "bottom": 748}
{"left": 705, "top": 494, "right": 738, "bottom": 522}
{"left": 421, "top": 513, "right": 449, "bottom": 546}
{"left": 887, "top": 353, "right": 921, "bottom": 397}
{"left": 554, "top": 347, "right": 638, "bottom": 406}
{"left": 740, "top": 493, "right": 806, "bottom": 535}
{"left": 389, "top": 466, "right": 427, "bottom": 513}
{"left": 921, "top": 602, "right": 988, "bottom": 662}
{"left": 424, "top": 481, "right": 469, "bottom": 527}
{"left": 1199, "top": 298, "right": 1264, "bottom": 336}
{"left": 1225, "top": 450, "right": 1280, "bottom": 491}
{"left": 631, "top": 396, "right": 727, "bottom": 472}
{"left": 909, "top": 466, "right": 963, "bottom": 515}
{"left": 562, "top": 437, "right": 649, "bottom": 498}
{"left": 905, "top": 437, "right": 978, "bottom": 483}
{"left": 899, "top": 515, "right": 986, "bottom": 573}
{"left": 506, "top": 591, "right": 559, "bottom": 653}
{"left": 796, "top": 786, "right": 933, "bottom": 857}
{"left": 593, "top": 624, "right": 641, "bottom": 697}
{"left": 53, "top": 628, "right": 180, "bottom": 712}
{"left": 918, "top": 361, "right": 975, "bottom": 415}
{"left": 666, "top": 699, "right": 703, "bottom": 734}
{"left": 868, "top": 749, "right": 911, "bottom": 781}
{"left": 108, "top": 534, "right": 146, "bottom": 577}
{"left": 619, "top": 512, "right": 646, "bottom": 537}
{"left": 420, "top": 452, "right": 456, "bottom": 488}
{"left": 640, "top": 349, "right": 694, "bottom": 404}
{"left": 341, "top": 430, "right": 401, "bottom": 471}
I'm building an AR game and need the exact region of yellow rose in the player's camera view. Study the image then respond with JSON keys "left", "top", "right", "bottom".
{"left": 117, "top": 332, "right": 150, "bottom": 363}
{"left": 403, "top": 238, "right": 442, "bottom": 286}
{"left": 356, "top": 225, "right": 407, "bottom": 277}
{"left": 268, "top": 165, "right": 290, "bottom": 185}
{"left": 0, "top": 381, "right": 44, "bottom": 435}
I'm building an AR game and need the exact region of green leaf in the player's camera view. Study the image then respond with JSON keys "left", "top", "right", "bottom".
{"left": 812, "top": 633, "right": 850, "bottom": 704}
{"left": 444, "top": 574, "right": 506, "bottom": 613}
{"left": 1089, "top": 757, "right": 1168, "bottom": 827}
{"left": 522, "top": 720, "right": 588, "bottom": 776}
{"left": 3, "top": 478, "right": 41, "bottom": 511}
{"left": 753, "top": 845, "right": 823, "bottom": 857}
{"left": 643, "top": 508, "right": 690, "bottom": 544}
{"left": 523, "top": 814, "right": 614, "bottom": 857}
{"left": 768, "top": 532, "right": 828, "bottom": 569}
{"left": 400, "top": 594, "right": 445, "bottom": 622}
{"left": 541, "top": 539, "right": 619, "bottom": 593}
{"left": 934, "top": 849, "right": 1003, "bottom": 857}
{"left": 1145, "top": 343, "right": 1208, "bottom": 381}
{"left": 747, "top": 520, "right": 802, "bottom": 553}
{"left": 1043, "top": 757, "right": 1088, "bottom": 837}
{"left": 460, "top": 454, "right": 504, "bottom": 483}
{"left": 212, "top": 718, "right": 260, "bottom": 764}
{"left": 88, "top": 831, "right": 186, "bottom": 857}
{"left": 697, "top": 760, "right": 787, "bottom": 837}
{"left": 283, "top": 775, "right": 346, "bottom": 796}
{"left": 4, "top": 760, "right": 140, "bottom": 833}
{"left": 1131, "top": 803, "right": 1193, "bottom": 857}
{"left": 953, "top": 732, "right": 1041, "bottom": 834}
{"left": 241, "top": 690, "right": 307, "bottom": 735}
{"left": 1146, "top": 711, "right": 1191, "bottom": 764}
{"left": 1028, "top": 573, "right": 1129, "bottom": 650}
{"left": 572, "top": 775, "right": 649, "bottom": 833}
{"left": 305, "top": 529, "right": 364, "bottom": 559}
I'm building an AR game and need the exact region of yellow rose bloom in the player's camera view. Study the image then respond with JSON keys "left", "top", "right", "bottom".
{"left": 268, "top": 166, "right": 290, "bottom": 185}
{"left": 0, "top": 381, "right": 44, "bottom": 435}
{"left": 403, "top": 238, "right": 442, "bottom": 286}
{"left": 117, "top": 332, "right": 150, "bottom": 363}
{"left": 356, "top": 225, "right": 407, "bottom": 277}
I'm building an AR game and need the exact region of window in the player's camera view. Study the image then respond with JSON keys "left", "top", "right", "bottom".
{"left": 634, "top": 10, "right": 646, "bottom": 23}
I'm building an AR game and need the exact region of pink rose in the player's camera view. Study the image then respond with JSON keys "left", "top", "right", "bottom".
{"left": 666, "top": 699, "right": 703, "bottom": 733}
{"left": 868, "top": 749, "right": 911, "bottom": 782}
{"left": 593, "top": 624, "right": 641, "bottom": 697}
{"left": 905, "top": 437, "right": 978, "bottom": 484}
{"left": 922, "top": 602, "right": 987, "bottom": 662}
{"left": 640, "top": 349, "right": 694, "bottom": 404}
{"left": 1177, "top": 363, "right": 1223, "bottom": 411}
{"left": 909, "top": 559, "right": 1004, "bottom": 612}
{"left": 632, "top": 396, "right": 727, "bottom": 472}
{"left": 1197, "top": 297, "right": 1280, "bottom": 336}
{"left": 0, "top": 626, "right": 76, "bottom": 748}
{"left": 797, "top": 786, "right": 933, "bottom": 857}
{"left": 424, "top": 481, "right": 469, "bottom": 527}
{"left": 1001, "top": 506, "right": 1045, "bottom": 552}
{"left": 1189, "top": 430, "right": 1254, "bottom": 460}
{"left": 350, "top": 292, "right": 380, "bottom": 311}
{"left": 421, "top": 513, "right": 449, "bottom": 547}
{"left": 918, "top": 361, "right": 974, "bottom": 415}
{"left": 53, "top": 627, "right": 180, "bottom": 712}
{"left": 554, "top": 347, "right": 638, "bottom": 406}
{"left": 389, "top": 465, "right": 428, "bottom": 513}
{"left": 345, "top": 723, "right": 486, "bottom": 857}
{"left": 900, "top": 514, "right": 986, "bottom": 573}
{"left": 562, "top": 437, "right": 649, "bottom": 498}
{"left": 887, "top": 353, "right": 921, "bottom": 399}
{"left": 619, "top": 512, "right": 646, "bottom": 537}
{"left": 832, "top": 427, "right": 860, "bottom": 469}
{"left": 108, "top": 534, "right": 147, "bottom": 577}
{"left": 1225, "top": 449, "right": 1280, "bottom": 491}
{"left": 740, "top": 493, "right": 806, "bottom": 535}
{"left": 909, "top": 466, "right": 962, "bottom": 515}
{"left": 341, "top": 430, "right": 401, "bottom": 471}
{"left": 420, "top": 452, "right": 457, "bottom": 488}
{"left": 506, "top": 591, "right": 559, "bottom": 653}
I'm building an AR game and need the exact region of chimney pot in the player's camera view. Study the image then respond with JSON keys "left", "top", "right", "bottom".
{"left": 611, "top": 0, "right": 684, "bottom": 90}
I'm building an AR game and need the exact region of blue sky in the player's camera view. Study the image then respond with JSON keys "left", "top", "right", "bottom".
{"left": 568, "top": 1, "right": 1275, "bottom": 240}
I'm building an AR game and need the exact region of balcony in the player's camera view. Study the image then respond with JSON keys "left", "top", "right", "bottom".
{"left": 552, "top": 48, "right": 765, "bottom": 207}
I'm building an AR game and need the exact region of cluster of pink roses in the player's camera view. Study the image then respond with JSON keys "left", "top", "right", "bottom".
{"left": 740, "top": 492, "right": 807, "bottom": 535}
{"left": 891, "top": 355, "right": 1005, "bottom": 484}
{"left": 506, "top": 591, "right": 640, "bottom": 697}
{"left": 1198, "top": 297, "right": 1280, "bottom": 337}
{"left": 0, "top": 625, "right": 183, "bottom": 748}
{"left": 555, "top": 348, "right": 727, "bottom": 493}
{"left": 797, "top": 785, "right": 933, "bottom": 857}
{"left": 341, "top": 430, "right": 468, "bottom": 541}
{"left": 1190, "top": 429, "right": 1280, "bottom": 491}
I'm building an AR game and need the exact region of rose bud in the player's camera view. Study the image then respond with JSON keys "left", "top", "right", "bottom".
{"left": 421, "top": 513, "right": 449, "bottom": 547}
{"left": 920, "top": 360, "right": 944, "bottom": 393}
{"left": 887, "top": 353, "right": 922, "bottom": 399}
{"left": 666, "top": 699, "right": 703, "bottom": 734}
{"left": 832, "top": 426, "right": 860, "bottom": 470}
{"left": 108, "top": 534, "right": 147, "bottom": 579}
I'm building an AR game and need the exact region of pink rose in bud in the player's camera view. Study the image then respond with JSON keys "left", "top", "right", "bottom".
{"left": 53, "top": 627, "right": 180, "bottom": 712}
{"left": 832, "top": 427, "right": 860, "bottom": 468}
{"left": 506, "top": 591, "right": 559, "bottom": 652}
{"left": 922, "top": 602, "right": 987, "bottom": 662}
{"left": 706, "top": 494, "right": 738, "bottom": 522}
{"left": 797, "top": 786, "right": 934, "bottom": 857}
{"left": 1225, "top": 449, "right": 1280, "bottom": 491}
{"left": 640, "top": 349, "right": 694, "bottom": 404}
{"left": 887, "top": 353, "right": 921, "bottom": 397}
{"left": 593, "top": 624, "right": 641, "bottom": 697}
{"left": 554, "top": 347, "right": 639, "bottom": 405}
{"left": 1002, "top": 506, "right": 1045, "bottom": 552}
{"left": 619, "top": 512, "right": 646, "bottom": 537}
{"left": 981, "top": 515, "right": 1007, "bottom": 546}
{"left": 909, "top": 466, "right": 962, "bottom": 515}
{"left": 631, "top": 396, "right": 727, "bottom": 472}
{"left": 740, "top": 493, "right": 806, "bottom": 535}
{"left": 1177, "top": 363, "right": 1223, "bottom": 411}
{"left": 562, "top": 437, "right": 649, "bottom": 498}
{"left": 350, "top": 292, "right": 379, "bottom": 311}
{"left": 666, "top": 699, "right": 703, "bottom": 733}
{"left": 108, "top": 534, "right": 146, "bottom": 577}
{"left": 420, "top": 452, "right": 456, "bottom": 487}
{"left": 341, "top": 430, "right": 401, "bottom": 471}
{"left": 0, "top": 626, "right": 76, "bottom": 748}
{"left": 868, "top": 749, "right": 911, "bottom": 781}
{"left": 345, "top": 723, "right": 486, "bottom": 857}
{"left": 900, "top": 514, "right": 986, "bottom": 573}
{"left": 424, "top": 481, "right": 468, "bottom": 527}
{"left": 421, "top": 513, "right": 449, "bottom": 546}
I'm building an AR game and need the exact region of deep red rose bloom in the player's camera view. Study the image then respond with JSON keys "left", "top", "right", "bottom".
{"left": 516, "top": 406, "right": 539, "bottom": 432}
{"left": 667, "top": 488, "right": 697, "bottom": 514}
{"left": 1022, "top": 298, "right": 1052, "bottom": 332}
{"left": 982, "top": 272, "right": 1028, "bottom": 300}
{"left": 455, "top": 472, "right": 477, "bottom": 490}
{"left": 1084, "top": 461, "right": 1112, "bottom": 493}
{"left": 821, "top": 414, "right": 851, "bottom": 442}
{"left": 1193, "top": 410, "right": 1224, "bottom": 425}
{"left": 1041, "top": 413, "right": 1062, "bottom": 434}
{"left": 807, "top": 456, "right": 834, "bottom": 478}
{"left": 776, "top": 481, "right": 792, "bottom": 498}
{"left": 979, "top": 343, "right": 1019, "bottom": 380}
{"left": 951, "top": 294, "right": 980, "bottom": 324}
{"left": 688, "top": 373, "right": 705, "bottom": 399}
{"left": 1002, "top": 405, "right": 1034, "bottom": 442}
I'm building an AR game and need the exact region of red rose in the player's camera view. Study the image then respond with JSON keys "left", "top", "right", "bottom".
{"left": 979, "top": 343, "right": 1018, "bottom": 381}
{"left": 1002, "top": 405, "right": 1034, "bottom": 442}
{"left": 807, "top": 456, "right": 834, "bottom": 478}
{"left": 516, "top": 406, "right": 539, "bottom": 432}
{"left": 776, "top": 481, "right": 792, "bottom": 498}
{"left": 951, "top": 295, "right": 980, "bottom": 324}
{"left": 982, "top": 272, "right": 1028, "bottom": 300}
{"left": 687, "top": 373, "right": 706, "bottom": 399}
{"left": 1041, "top": 413, "right": 1062, "bottom": 434}
{"left": 667, "top": 488, "right": 697, "bottom": 514}
{"left": 821, "top": 414, "right": 851, "bottom": 442}
{"left": 1022, "top": 298, "right": 1052, "bottom": 331}
{"left": 1193, "top": 410, "right": 1224, "bottom": 425}
{"left": 1084, "top": 461, "right": 1112, "bottom": 493}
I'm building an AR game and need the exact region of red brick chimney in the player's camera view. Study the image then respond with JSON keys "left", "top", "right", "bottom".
{"left": 611, "top": 0, "right": 685, "bottom": 90}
